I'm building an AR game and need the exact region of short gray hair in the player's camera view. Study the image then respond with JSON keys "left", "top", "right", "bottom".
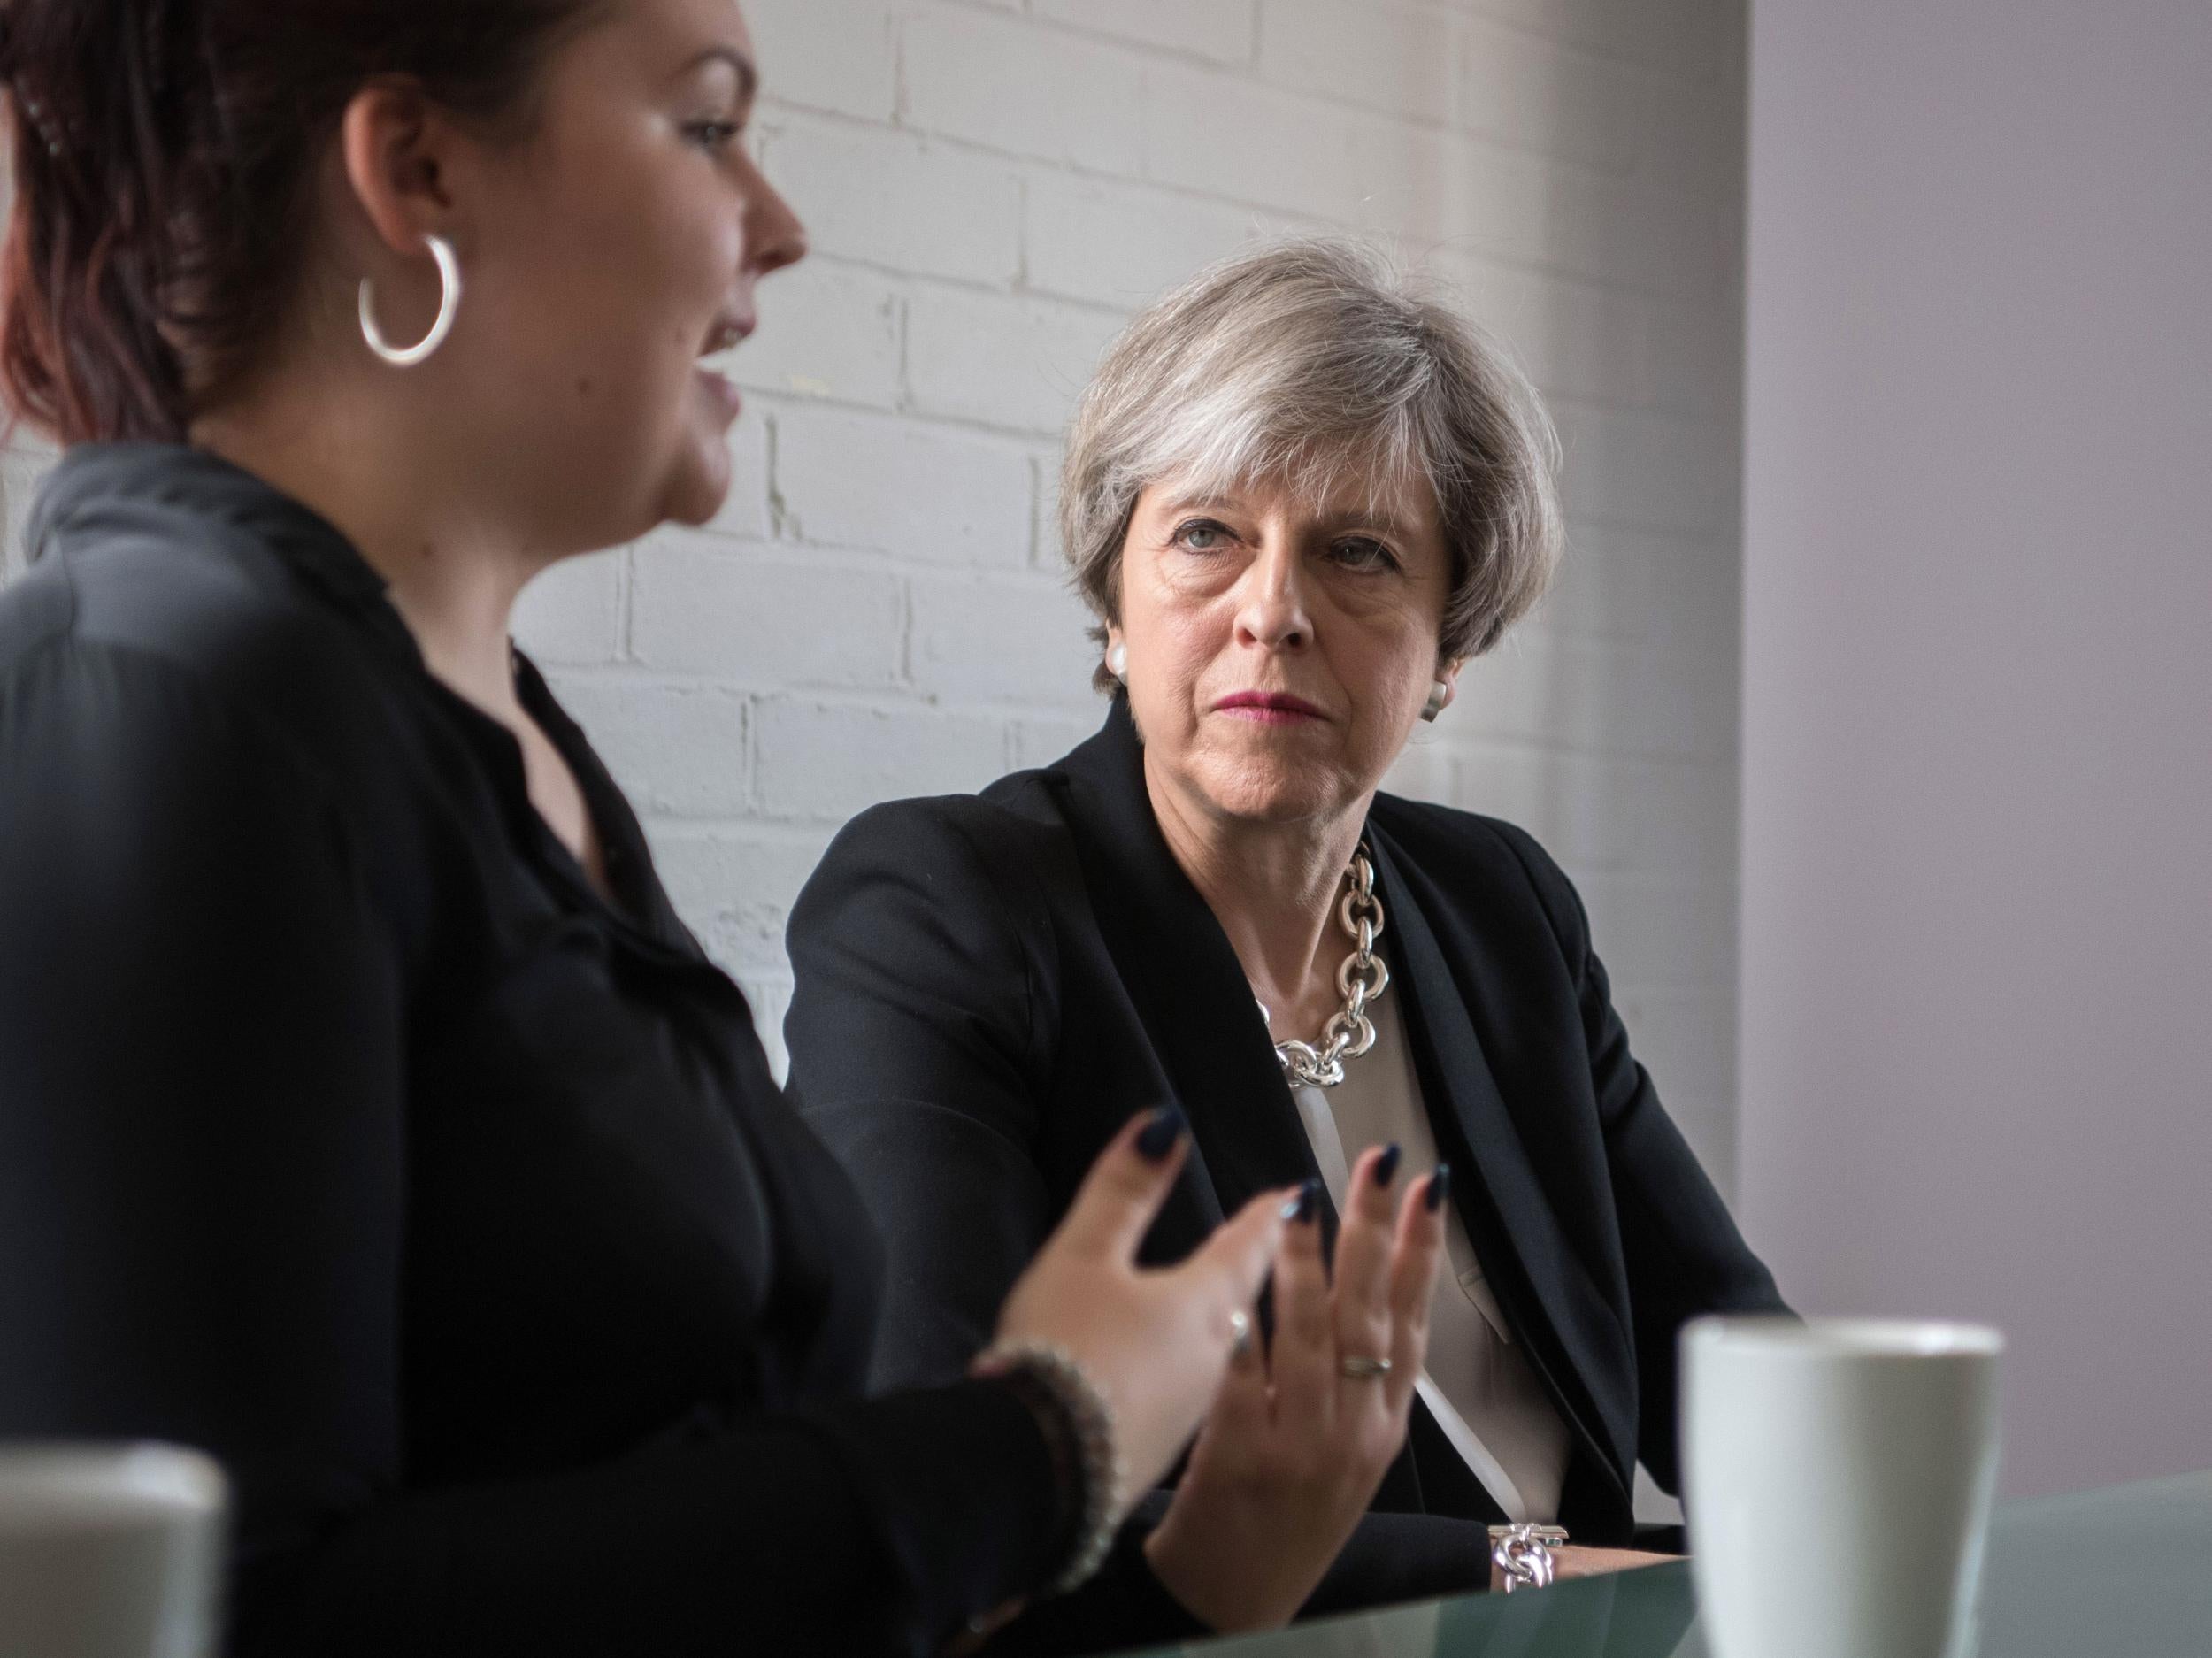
{"left": 1061, "top": 237, "right": 1563, "bottom": 691}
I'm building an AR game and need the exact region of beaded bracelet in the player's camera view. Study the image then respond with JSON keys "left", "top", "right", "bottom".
{"left": 972, "top": 1340, "right": 1125, "bottom": 1595}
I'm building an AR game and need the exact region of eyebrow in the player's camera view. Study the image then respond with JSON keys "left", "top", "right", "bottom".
{"left": 1157, "top": 491, "right": 1242, "bottom": 518}
{"left": 680, "top": 45, "right": 759, "bottom": 104}
{"left": 1157, "top": 491, "right": 1417, "bottom": 541}
{"left": 1318, "top": 508, "right": 1417, "bottom": 541}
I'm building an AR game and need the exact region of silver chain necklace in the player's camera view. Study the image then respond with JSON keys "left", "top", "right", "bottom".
{"left": 1255, "top": 842, "right": 1391, "bottom": 1088}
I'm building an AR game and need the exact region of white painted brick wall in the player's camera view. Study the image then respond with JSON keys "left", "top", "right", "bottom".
{"left": 0, "top": 0, "right": 1752, "bottom": 1192}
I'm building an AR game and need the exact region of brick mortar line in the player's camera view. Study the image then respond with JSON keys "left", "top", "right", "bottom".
{"left": 616, "top": 687, "right": 1742, "bottom": 764}
{"left": 925, "top": 0, "right": 1264, "bottom": 77}
{"left": 744, "top": 383, "right": 1069, "bottom": 451}
{"left": 768, "top": 255, "right": 1747, "bottom": 419}
{"left": 907, "top": 0, "right": 1725, "bottom": 179}
{"left": 757, "top": 108, "right": 1744, "bottom": 305}
{"left": 741, "top": 376, "right": 1735, "bottom": 459}
{"left": 770, "top": 166, "right": 1747, "bottom": 331}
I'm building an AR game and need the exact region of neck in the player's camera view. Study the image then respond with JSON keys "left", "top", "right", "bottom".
{"left": 1143, "top": 749, "right": 1371, "bottom": 1023}
{"left": 191, "top": 365, "right": 544, "bottom": 718}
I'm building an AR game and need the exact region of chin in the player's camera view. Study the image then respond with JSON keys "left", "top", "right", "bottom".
{"left": 663, "top": 483, "right": 726, "bottom": 528}
{"left": 1193, "top": 752, "right": 1344, "bottom": 825}
{"left": 657, "top": 441, "right": 734, "bottom": 529}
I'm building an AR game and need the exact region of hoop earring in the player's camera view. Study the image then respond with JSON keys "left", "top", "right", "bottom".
{"left": 360, "top": 234, "right": 462, "bottom": 368}
{"left": 1419, "top": 679, "right": 1449, "bottom": 723}
{"left": 1106, "top": 641, "right": 1128, "bottom": 681}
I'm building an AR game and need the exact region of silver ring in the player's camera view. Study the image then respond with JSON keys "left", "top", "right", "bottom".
{"left": 1228, "top": 1309, "right": 1253, "bottom": 1358}
{"left": 1339, "top": 1354, "right": 1393, "bottom": 1380}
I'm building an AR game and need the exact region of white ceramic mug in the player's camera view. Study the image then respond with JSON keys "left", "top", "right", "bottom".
{"left": 0, "top": 1443, "right": 228, "bottom": 1658}
{"left": 1681, "top": 1317, "right": 2002, "bottom": 1658}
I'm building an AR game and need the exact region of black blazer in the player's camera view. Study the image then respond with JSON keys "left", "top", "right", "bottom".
{"left": 787, "top": 697, "right": 1788, "bottom": 1560}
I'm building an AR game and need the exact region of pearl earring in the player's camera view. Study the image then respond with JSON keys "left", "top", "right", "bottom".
{"left": 1107, "top": 642, "right": 1128, "bottom": 680}
{"left": 1420, "top": 679, "right": 1449, "bottom": 723}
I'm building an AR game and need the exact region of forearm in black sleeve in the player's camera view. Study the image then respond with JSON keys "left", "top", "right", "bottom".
{"left": 1493, "top": 823, "right": 1789, "bottom": 1493}
{"left": 244, "top": 1380, "right": 1064, "bottom": 1658}
{"left": 785, "top": 803, "right": 1059, "bottom": 1388}
{"left": 1573, "top": 949, "right": 1790, "bottom": 1495}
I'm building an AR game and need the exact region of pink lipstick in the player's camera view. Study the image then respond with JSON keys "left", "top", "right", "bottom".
{"left": 1213, "top": 691, "right": 1326, "bottom": 725}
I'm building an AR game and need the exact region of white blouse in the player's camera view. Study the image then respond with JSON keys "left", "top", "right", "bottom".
{"left": 1287, "top": 991, "right": 1572, "bottom": 1524}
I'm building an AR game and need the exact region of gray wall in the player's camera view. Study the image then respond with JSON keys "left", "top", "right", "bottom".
{"left": 3, "top": 7, "right": 1755, "bottom": 1163}
{"left": 576, "top": 0, "right": 1758, "bottom": 1142}
{"left": 1740, "top": 0, "right": 2212, "bottom": 1495}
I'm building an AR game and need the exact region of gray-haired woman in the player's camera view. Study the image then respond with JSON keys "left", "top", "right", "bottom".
{"left": 786, "top": 238, "right": 1791, "bottom": 1619}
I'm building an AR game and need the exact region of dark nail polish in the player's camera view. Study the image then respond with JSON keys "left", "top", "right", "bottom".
{"left": 1371, "top": 1143, "right": 1402, "bottom": 1188}
{"left": 1425, "top": 1164, "right": 1452, "bottom": 1211}
{"left": 1135, "top": 1107, "right": 1187, "bottom": 1163}
{"left": 1293, "top": 1178, "right": 1322, "bottom": 1224}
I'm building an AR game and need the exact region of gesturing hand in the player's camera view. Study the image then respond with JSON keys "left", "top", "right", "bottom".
{"left": 1142, "top": 1145, "right": 1449, "bottom": 1631}
{"left": 989, "top": 1108, "right": 1292, "bottom": 1521}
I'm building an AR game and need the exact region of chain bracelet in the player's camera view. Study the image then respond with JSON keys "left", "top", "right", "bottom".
{"left": 1258, "top": 841, "right": 1390, "bottom": 1088}
{"left": 1488, "top": 1524, "right": 1569, "bottom": 1593}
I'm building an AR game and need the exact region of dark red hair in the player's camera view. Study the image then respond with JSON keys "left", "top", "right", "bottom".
{"left": 0, "top": 0, "right": 605, "bottom": 445}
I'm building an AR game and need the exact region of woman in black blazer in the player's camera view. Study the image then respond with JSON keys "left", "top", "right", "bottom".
{"left": 787, "top": 240, "right": 1790, "bottom": 1607}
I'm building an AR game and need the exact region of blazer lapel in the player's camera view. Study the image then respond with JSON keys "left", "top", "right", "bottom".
{"left": 1050, "top": 700, "right": 1325, "bottom": 1224}
{"left": 1050, "top": 707, "right": 1451, "bottom": 1508}
{"left": 1364, "top": 826, "right": 1637, "bottom": 1501}
{"left": 1047, "top": 704, "right": 1632, "bottom": 1516}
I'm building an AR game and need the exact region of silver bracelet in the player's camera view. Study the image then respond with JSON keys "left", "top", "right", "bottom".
{"left": 975, "top": 1340, "right": 1125, "bottom": 1596}
{"left": 1488, "top": 1524, "right": 1569, "bottom": 1593}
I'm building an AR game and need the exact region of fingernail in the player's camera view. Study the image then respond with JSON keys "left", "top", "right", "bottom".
{"left": 1371, "top": 1143, "right": 1402, "bottom": 1188}
{"left": 1282, "top": 1178, "right": 1321, "bottom": 1224}
{"left": 1135, "top": 1107, "right": 1187, "bottom": 1163}
{"left": 1425, "top": 1163, "right": 1452, "bottom": 1211}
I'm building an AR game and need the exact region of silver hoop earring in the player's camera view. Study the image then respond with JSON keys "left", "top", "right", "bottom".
{"left": 1419, "top": 679, "right": 1449, "bottom": 723}
{"left": 360, "top": 234, "right": 462, "bottom": 368}
{"left": 1106, "top": 642, "right": 1128, "bottom": 681}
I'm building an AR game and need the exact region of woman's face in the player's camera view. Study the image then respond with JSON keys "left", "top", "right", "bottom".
{"left": 447, "top": 0, "right": 803, "bottom": 549}
{"left": 1110, "top": 466, "right": 1459, "bottom": 831}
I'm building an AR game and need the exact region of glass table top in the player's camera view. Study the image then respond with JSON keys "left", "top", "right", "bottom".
{"left": 1117, "top": 1471, "right": 2212, "bottom": 1658}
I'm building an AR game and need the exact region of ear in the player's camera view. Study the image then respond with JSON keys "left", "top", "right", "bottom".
{"left": 337, "top": 81, "right": 465, "bottom": 258}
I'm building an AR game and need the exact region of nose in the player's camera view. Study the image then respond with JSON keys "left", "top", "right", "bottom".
{"left": 739, "top": 149, "right": 809, "bottom": 279}
{"left": 1233, "top": 537, "right": 1311, "bottom": 653}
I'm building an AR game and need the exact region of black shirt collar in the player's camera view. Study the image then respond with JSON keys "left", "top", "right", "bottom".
{"left": 29, "top": 440, "right": 414, "bottom": 654}
{"left": 30, "top": 441, "right": 705, "bottom": 955}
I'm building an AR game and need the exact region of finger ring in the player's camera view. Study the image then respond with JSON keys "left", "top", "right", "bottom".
{"left": 1339, "top": 1354, "right": 1393, "bottom": 1380}
{"left": 1228, "top": 1309, "right": 1253, "bottom": 1357}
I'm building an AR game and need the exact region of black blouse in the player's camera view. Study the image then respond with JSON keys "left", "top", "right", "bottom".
{"left": 0, "top": 443, "right": 1153, "bottom": 1656}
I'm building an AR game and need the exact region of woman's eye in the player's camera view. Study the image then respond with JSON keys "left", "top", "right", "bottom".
{"left": 1172, "top": 519, "right": 1232, "bottom": 552}
{"left": 687, "top": 119, "right": 744, "bottom": 151}
{"left": 1333, "top": 536, "right": 1399, "bottom": 570}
